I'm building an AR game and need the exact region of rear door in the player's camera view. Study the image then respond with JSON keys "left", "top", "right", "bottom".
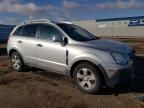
{"left": 13, "top": 24, "right": 38, "bottom": 65}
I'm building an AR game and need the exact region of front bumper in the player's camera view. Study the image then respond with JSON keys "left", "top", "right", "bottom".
{"left": 101, "top": 59, "right": 134, "bottom": 87}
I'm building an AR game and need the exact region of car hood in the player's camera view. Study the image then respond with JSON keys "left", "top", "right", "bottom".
{"left": 81, "top": 39, "right": 133, "bottom": 54}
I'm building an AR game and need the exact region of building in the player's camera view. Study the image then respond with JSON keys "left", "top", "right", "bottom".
{"left": 71, "top": 16, "right": 144, "bottom": 37}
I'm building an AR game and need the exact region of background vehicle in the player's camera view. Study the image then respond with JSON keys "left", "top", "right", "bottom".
{"left": 7, "top": 19, "right": 135, "bottom": 94}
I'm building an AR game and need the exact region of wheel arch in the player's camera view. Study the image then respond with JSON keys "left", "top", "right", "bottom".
{"left": 8, "top": 48, "right": 24, "bottom": 62}
{"left": 69, "top": 60, "right": 108, "bottom": 85}
{"left": 9, "top": 49, "right": 17, "bottom": 57}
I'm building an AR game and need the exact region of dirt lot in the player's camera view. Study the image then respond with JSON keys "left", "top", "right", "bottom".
{"left": 0, "top": 38, "right": 144, "bottom": 108}
{"left": 1, "top": 56, "right": 144, "bottom": 108}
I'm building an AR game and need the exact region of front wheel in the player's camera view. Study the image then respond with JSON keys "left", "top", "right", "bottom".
{"left": 73, "top": 62, "right": 102, "bottom": 94}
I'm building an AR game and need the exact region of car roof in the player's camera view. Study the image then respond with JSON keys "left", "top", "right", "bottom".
{"left": 19, "top": 19, "right": 72, "bottom": 25}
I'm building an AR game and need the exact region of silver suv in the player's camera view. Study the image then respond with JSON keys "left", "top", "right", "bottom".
{"left": 7, "top": 19, "right": 135, "bottom": 94}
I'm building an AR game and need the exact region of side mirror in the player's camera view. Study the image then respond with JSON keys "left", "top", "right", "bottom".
{"left": 61, "top": 37, "right": 68, "bottom": 46}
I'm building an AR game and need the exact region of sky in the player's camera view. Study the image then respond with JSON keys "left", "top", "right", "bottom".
{"left": 0, "top": 0, "right": 144, "bottom": 25}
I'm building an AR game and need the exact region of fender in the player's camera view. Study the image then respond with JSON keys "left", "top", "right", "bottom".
{"left": 66, "top": 54, "right": 108, "bottom": 80}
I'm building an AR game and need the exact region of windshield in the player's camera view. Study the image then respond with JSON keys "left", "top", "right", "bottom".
{"left": 57, "top": 24, "right": 99, "bottom": 41}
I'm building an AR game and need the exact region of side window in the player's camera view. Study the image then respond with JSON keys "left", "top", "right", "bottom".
{"left": 13, "top": 26, "right": 24, "bottom": 36}
{"left": 39, "top": 24, "right": 62, "bottom": 41}
{"left": 21, "top": 24, "right": 38, "bottom": 37}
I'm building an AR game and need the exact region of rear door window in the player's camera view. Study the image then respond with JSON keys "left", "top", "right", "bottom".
{"left": 21, "top": 24, "right": 38, "bottom": 37}
{"left": 13, "top": 26, "right": 24, "bottom": 36}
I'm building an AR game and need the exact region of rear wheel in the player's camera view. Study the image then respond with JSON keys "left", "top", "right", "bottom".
{"left": 11, "top": 52, "right": 25, "bottom": 72}
{"left": 73, "top": 62, "right": 102, "bottom": 94}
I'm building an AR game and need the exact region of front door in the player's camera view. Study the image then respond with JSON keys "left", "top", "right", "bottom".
{"left": 36, "top": 24, "right": 67, "bottom": 73}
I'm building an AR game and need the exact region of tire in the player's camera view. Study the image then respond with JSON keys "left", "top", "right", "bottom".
{"left": 73, "top": 62, "right": 102, "bottom": 94}
{"left": 10, "top": 52, "right": 25, "bottom": 72}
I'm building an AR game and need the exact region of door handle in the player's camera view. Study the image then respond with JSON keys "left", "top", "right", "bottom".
{"left": 37, "top": 43, "right": 43, "bottom": 47}
{"left": 18, "top": 40, "right": 22, "bottom": 43}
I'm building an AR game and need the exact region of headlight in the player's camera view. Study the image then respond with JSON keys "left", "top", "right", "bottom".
{"left": 111, "top": 52, "right": 129, "bottom": 65}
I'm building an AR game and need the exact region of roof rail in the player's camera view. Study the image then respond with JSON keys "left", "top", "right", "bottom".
{"left": 20, "top": 19, "right": 51, "bottom": 24}
{"left": 57, "top": 21, "right": 72, "bottom": 24}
